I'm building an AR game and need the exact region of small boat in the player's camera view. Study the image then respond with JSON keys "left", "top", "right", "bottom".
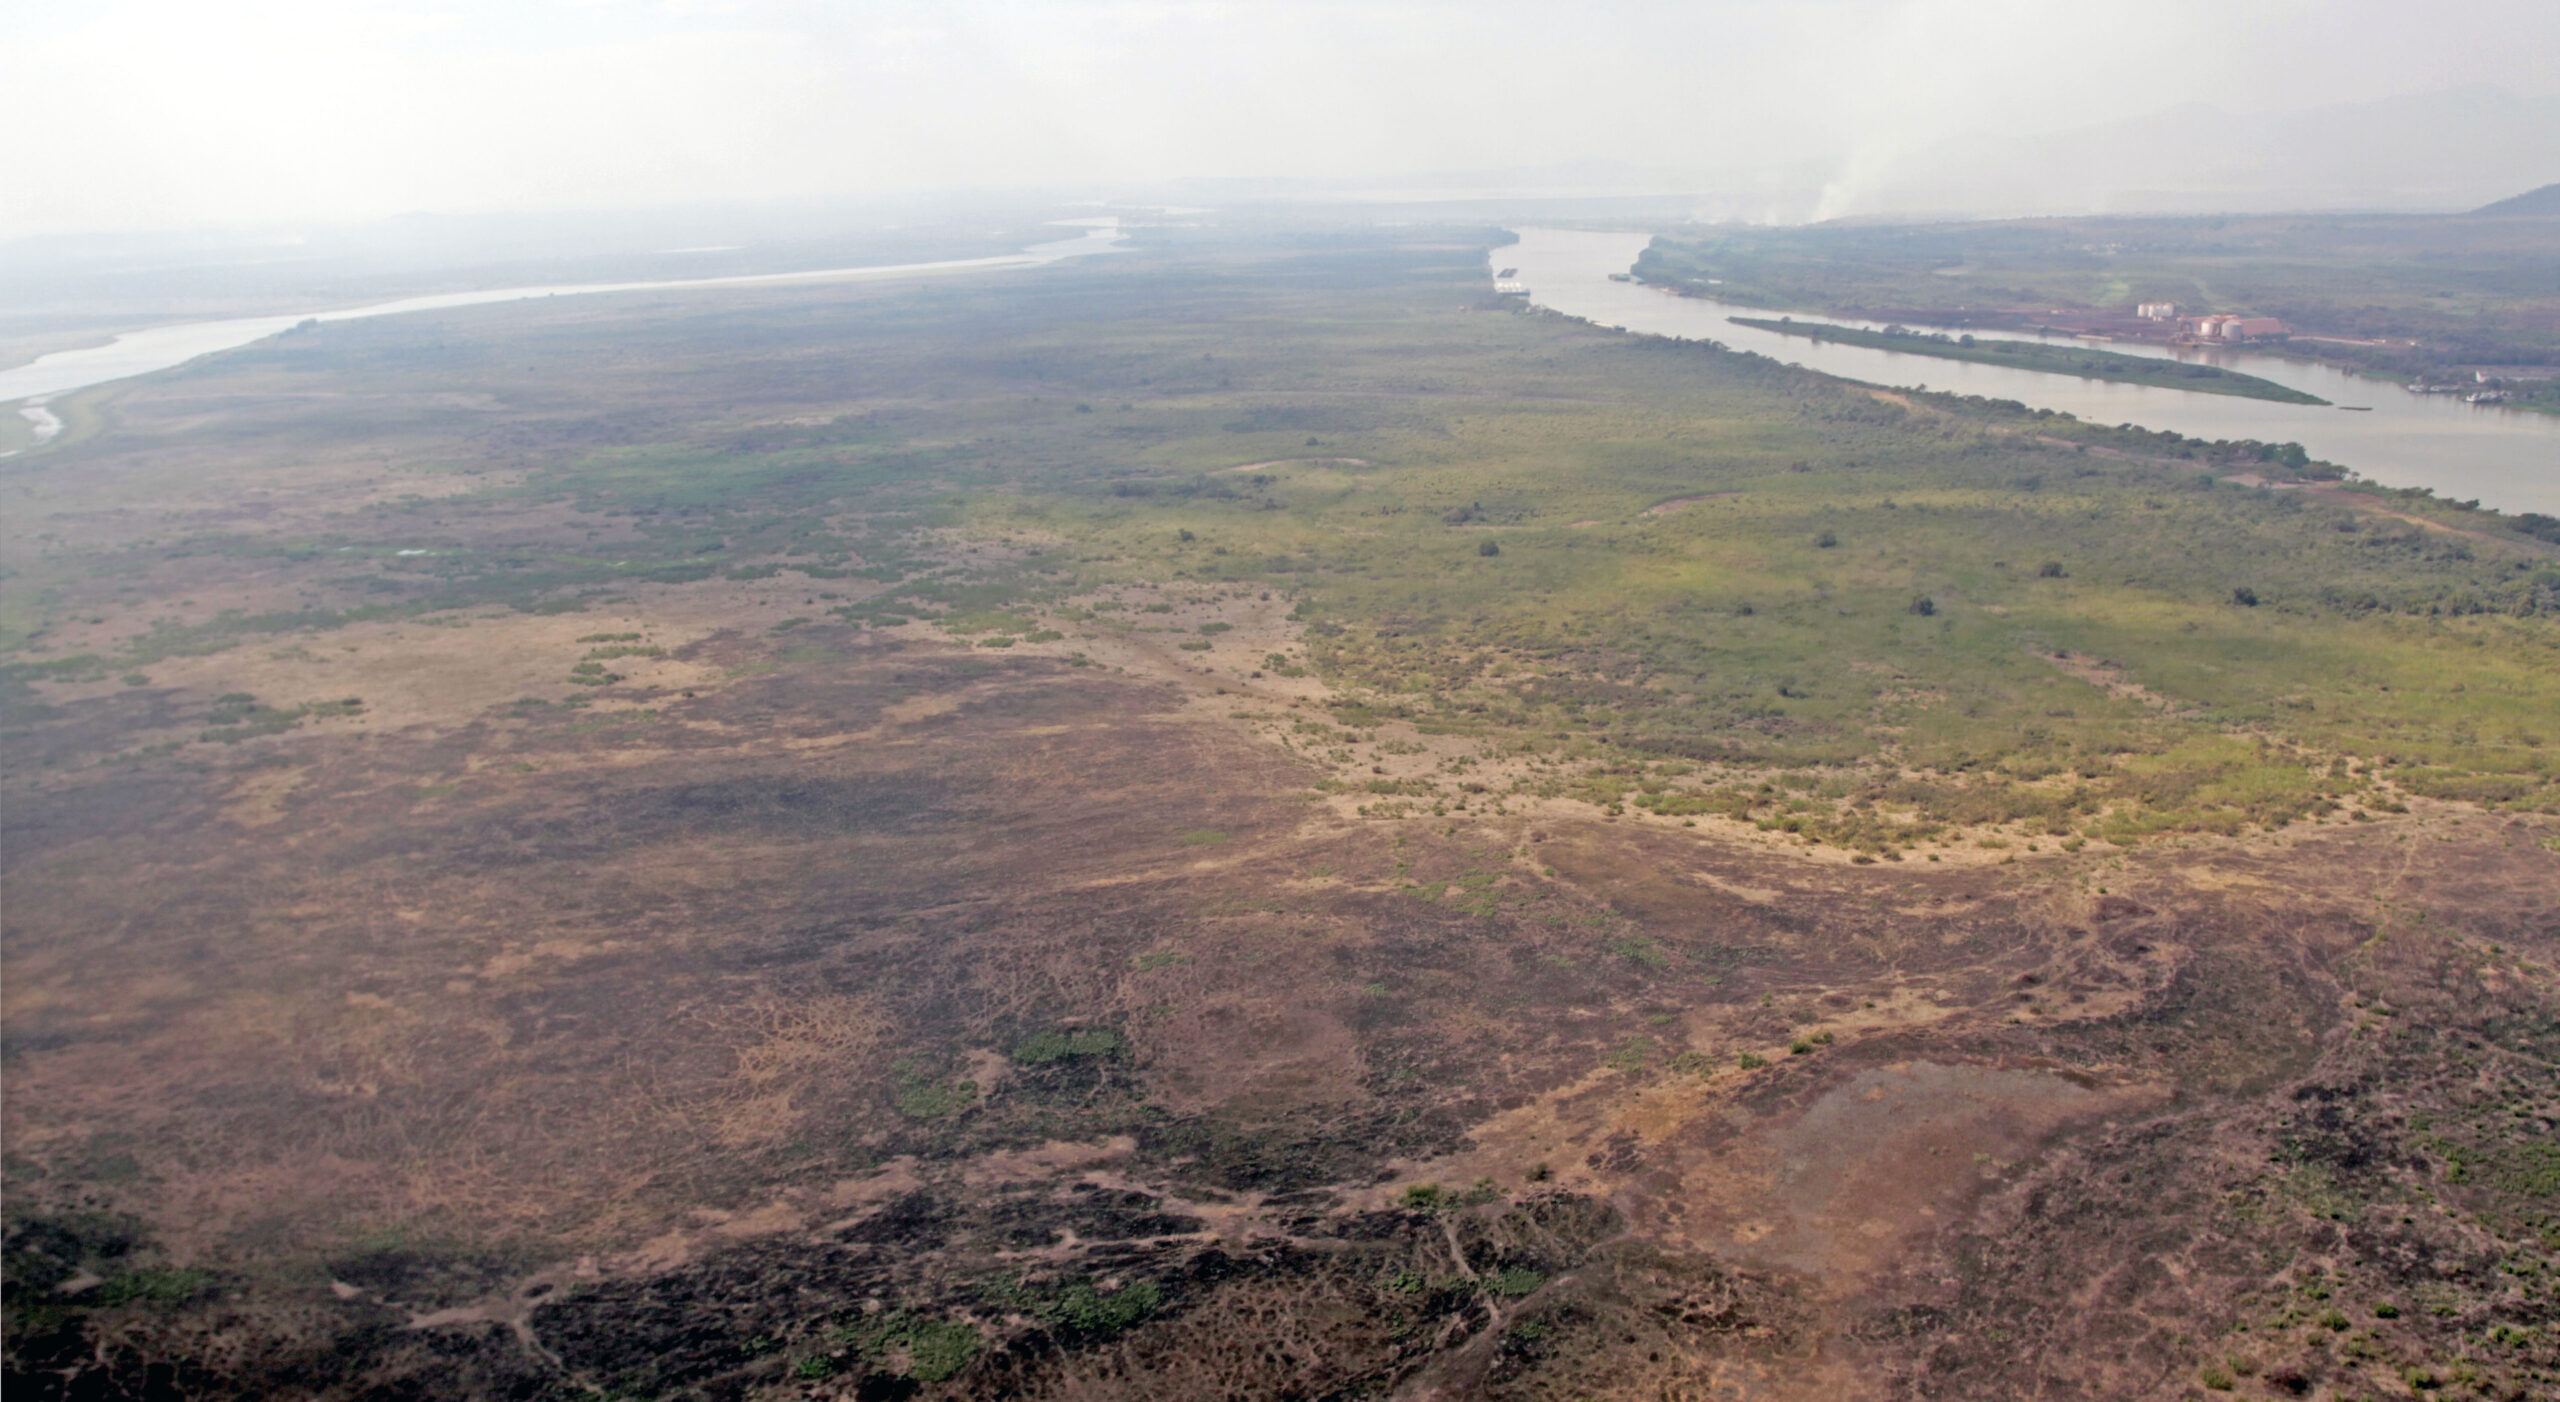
{"left": 2338, "top": 405, "right": 2372, "bottom": 411}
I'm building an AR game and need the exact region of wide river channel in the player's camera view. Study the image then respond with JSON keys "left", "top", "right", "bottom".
{"left": 1501, "top": 228, "right": 2560, "bottom": 516}
{"left": 0, "top": 223, "right": 1126, "bottom": 425}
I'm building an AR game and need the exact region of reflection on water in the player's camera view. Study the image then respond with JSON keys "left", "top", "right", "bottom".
{"left": 0, "top": 225, "right": 1127, "bottom": 410}
{"left": 1501, "top": 228, "right": 2560, "bottom": 516}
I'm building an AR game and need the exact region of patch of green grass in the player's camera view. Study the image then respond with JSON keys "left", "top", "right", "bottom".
{"left": 194, "top": 693, "right": 363, "bottom": 744}
{"left": 827, "top": 1311, "right": 984, "bottom": 1382}
{"left": 1606, "top": 935, "right": 1668, "bottom": 968}
{"left": 900, "top": 1320, "right": 983, "bottom": 1381}
{"left": 1603, "top": 1037, "right": 1654, "bottom": 1072}
{"left": 96, "top": 1268, "right": 212, "bottom": 1306}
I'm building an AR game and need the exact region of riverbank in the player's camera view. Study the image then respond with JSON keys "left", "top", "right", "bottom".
{"left": 0, "top": 223, "right": 1127, "bottom": 411}
{"left": 1501, "top": 228, "right": 2560, "bottom": 515}
{"left": 1729, "top": 317, "right": 2328, "bottom": 405}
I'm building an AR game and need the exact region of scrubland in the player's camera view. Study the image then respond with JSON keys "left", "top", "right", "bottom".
{"left": 4, "top": 225, "right": 2556, "bottom": 1400}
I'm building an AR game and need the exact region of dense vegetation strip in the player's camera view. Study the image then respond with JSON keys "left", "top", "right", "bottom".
{"left": 1728, "top": 317, "right": 2329, "bottom": 404}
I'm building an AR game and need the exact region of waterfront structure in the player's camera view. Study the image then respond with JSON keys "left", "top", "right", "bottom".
{"left": 2185, "top": 313, "right": 2287, "bottom": 341}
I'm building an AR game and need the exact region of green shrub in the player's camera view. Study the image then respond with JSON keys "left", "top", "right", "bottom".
{"left": 1487, "top": 1268, "right": 1546, "bottom": 1297}
{"left": 993, "top": 1277, "right": 1162, "bottom": 1341}
{"left": 892, "top": 1065, "right": 979, "bottom": 1121}
{"left": 1057, "top": 1279, "right": 1161, "bottom": 1335}
{"left": 903, "top": 1320, "right": 983, "bottom": 1381}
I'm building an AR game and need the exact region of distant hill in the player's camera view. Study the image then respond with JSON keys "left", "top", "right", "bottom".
{"left": 2472, "top": 183, "right": 2560, "bottom": 216}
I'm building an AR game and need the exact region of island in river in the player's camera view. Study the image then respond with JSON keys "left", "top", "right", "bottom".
{"left": 1728, "top": 317, "right": 2330, "bottom": 404}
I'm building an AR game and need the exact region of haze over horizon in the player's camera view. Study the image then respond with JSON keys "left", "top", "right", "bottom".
{"left": 12, "top": 0, "right": 2560, "bottom": 241}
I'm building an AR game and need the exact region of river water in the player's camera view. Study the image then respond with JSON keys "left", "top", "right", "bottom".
{"left": 0, "top": 223, "right": 1127, "bottom": 411}
{"left": 1499, "top": 228, "right": 2560, "bottom": 516}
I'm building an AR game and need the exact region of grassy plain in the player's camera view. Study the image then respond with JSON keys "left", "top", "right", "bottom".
{"left": 4, "top": 224, "right": 2558, "bottom": 1400}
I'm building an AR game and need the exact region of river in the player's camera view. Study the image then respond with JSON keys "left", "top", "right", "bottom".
{"left": 1499, "top": 228, "right": 2560, "bottom": 516}
{"left": 0, "top": 222, "right": 1127, "bottom": 412}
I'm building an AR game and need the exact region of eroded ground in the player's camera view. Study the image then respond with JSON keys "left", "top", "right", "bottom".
{"left": 5, "top": 229, "right": 2556, "bottom": 1401}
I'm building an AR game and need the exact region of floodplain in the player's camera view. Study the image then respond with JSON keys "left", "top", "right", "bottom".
{"left": 3, "top": 223, "right": 2557, "bottom": 1400}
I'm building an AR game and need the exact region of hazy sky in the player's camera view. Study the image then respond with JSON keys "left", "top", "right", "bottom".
{"left": 11, "top": 0, "right": 2558, "bottom": 236}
